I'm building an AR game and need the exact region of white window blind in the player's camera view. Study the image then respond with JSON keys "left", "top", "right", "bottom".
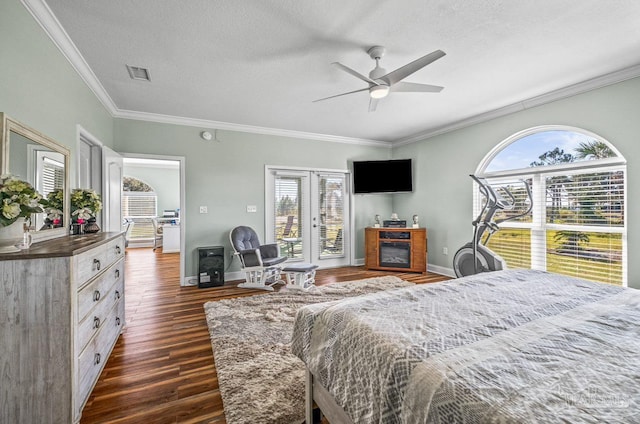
{"left": 41, "top": 156, "right": 64, "bottom": 196}
{"left": 122, "top": 192, "right": 157, "bottom": 239}
{"left": 481, "top": 167, "right": 625, "bottom": 285}
{"left": 318, "top": 174, "right": 344, "bottom": 257}
{"left": 479, "top": 177, "right": 533, "bottom": 271}
{"left": 543, "top": 168, "right": 624, "bottom": 284}
{"left": 274, "top": 175, "right": 303, "bottom": 259}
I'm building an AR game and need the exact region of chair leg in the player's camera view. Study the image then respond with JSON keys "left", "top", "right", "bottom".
{"left": 237, "top": 267, "right": 284, "bottom": 291}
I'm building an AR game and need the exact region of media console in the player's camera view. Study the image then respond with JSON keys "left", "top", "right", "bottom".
{"left": 365, "top": 227, "right": 427, "bottom": 274}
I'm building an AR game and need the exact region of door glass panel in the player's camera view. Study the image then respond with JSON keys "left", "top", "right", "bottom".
{"left": 274, "top": 176, "right": 304, "bottom": 259}
{"left": 318, "top": 174, "right": 344, "bottom": 258}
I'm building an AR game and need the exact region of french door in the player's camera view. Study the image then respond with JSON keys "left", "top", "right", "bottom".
{"left": 266, "top": 167, "right": 351, "bottom": 268}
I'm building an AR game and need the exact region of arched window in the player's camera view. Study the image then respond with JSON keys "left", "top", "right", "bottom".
{"left": 476, "top": 126, "right": 627, "bottom": 286}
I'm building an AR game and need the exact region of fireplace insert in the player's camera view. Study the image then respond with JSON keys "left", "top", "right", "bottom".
{"left": 379, "top": 241, "right": 411, "bottom": 268}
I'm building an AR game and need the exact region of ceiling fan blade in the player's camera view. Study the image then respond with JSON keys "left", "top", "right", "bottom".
{"left": 392, "top": 82, "right": 444, "bottom": 93}
{"left": 381, "top": 50, "right": 446, "bottom": 86}
{"left": 332, "top": 62, "right": 380, "bottom": 86}
{"left": 313, "top": 87, "right": 369, "bottom": 103}
{"left": 368, "top": 98, "right": 379, "bottom": 112}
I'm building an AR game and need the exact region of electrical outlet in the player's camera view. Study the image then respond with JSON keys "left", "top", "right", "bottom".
{"left": 199, "top": 206, "right": 208, "bottom": 214}
{"left": 442, "top": 247, "right": 448, "bottom": 255}
{"left": 246, "top": 205, "right": 257, "bottom": 213}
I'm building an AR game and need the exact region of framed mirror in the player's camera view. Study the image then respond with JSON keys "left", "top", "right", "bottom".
{"left": 0, "top": 113, "right": 70, "bottom": 242}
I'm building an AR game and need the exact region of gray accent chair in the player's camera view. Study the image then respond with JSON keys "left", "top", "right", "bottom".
{"left": 229, "top": 225, "right": 287, "bottom": 290}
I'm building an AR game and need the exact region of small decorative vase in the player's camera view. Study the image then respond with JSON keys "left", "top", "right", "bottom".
{"left": 0, "top": 217, "right": 26, "bottom": 253}
{"left": 84, "top": 218, "right": 100, "bottom": 234}
{"left": 71, "top": 220, "right": 85, "bottom": 235}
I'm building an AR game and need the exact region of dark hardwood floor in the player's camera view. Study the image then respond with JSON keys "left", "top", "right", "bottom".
{"left": 80, "top": 248, "right": 450, "bottom": 423}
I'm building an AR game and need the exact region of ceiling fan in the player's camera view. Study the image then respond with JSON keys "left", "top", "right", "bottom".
{"left": 314, "top": 46, "right": 446, "bottom": 112}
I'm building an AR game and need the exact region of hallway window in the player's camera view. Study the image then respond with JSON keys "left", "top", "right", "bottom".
{"left": 122, "top": 177, "right": 157, "bottom": 240}
{"left": 476, "top": 126, "right": 627, "bottom": 286}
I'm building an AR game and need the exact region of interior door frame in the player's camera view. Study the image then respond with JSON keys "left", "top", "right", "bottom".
{"left": 265, "top": 165, "right": 354, "bottom": 267}
{"left": 76, "top": 125, "right": 104, "bottom": 224}
{"left": 123, "top": 152, "right": 187, "bottom": 286}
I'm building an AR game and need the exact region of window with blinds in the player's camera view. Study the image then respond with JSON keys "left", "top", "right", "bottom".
{"left": 318, "top": 174, "right": 344, "bottom": 258}
{"left": 41, "top": 156, "right": 64, "bottom": 196}
{"left": 122, "top": 192, "right": 157, "bottom": 239}
{"left": 274, "top": 175, "right": 303, "bottom": 259}
{"left": 479, "top": 127, "right": 627, "bottom": 286}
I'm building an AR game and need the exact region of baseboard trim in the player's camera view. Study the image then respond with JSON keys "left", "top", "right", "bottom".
{"left": 427, "top": 264, "right": 456, "bottom": 278}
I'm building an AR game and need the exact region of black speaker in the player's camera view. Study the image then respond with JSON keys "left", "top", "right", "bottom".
{"left": 197, "top": 246, "right": 224, "bottom": 288}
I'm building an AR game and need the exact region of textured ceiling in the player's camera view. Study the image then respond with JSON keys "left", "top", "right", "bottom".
{"left": 43, "top": 0, "right": 640, "bottom": 143}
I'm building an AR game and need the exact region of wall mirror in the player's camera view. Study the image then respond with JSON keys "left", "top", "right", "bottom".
{"left": 1, "top": 113, "right": 70, "bottom": 242}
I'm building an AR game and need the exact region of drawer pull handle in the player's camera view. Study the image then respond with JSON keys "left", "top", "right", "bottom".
{"left": 115, "top": 269, "right": 120, "bottom": 278}
{"left": 116, "top": 245, "right": 121, "bottom": 254}
{"left": 94, "top": 353, "right": 101, "bottom": 365}
{"left": 116, "top": 317, "right": 121, "bottom": 326}
{"left": 93, "top": 259, "right": 101, "bottom": 271}
{"left": 93, "top": 290, "right": 101, "bottom": 302}
{"left": 115, "top": 290, "right": 121, "bottom": 300}
{"left": 93, "top": 316, "right": 101, "bottom": 329}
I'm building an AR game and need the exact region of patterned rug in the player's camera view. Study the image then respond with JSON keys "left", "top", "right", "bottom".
{"left": 204, "top": 276, "right": 413, "bottom": 424}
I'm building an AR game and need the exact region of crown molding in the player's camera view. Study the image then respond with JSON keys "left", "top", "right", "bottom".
{"left": 21, "top": 0, "right": 390, "bottom": 148}
{"left": 393, "top": 63, "right": 640, "bottom": 147}
{"left": 21, "top": 0, "right": 118, "bottom": 114}
{"left": 113, "top": 109, "right": 391, "bottom": 147}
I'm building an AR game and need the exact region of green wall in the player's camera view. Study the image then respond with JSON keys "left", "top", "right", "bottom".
{"left": 113, "top": 119, "right": 391, "bottom": 274}
{"left": 0, "top": 0, "right": 114, "bottom": 174}
{"left": 393, "top": 77, "right": 640, "bottom": 288}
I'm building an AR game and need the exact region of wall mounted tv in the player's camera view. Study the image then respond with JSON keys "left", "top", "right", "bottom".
{"left": 352, "top": 159, "right": 413, "bottom": 194}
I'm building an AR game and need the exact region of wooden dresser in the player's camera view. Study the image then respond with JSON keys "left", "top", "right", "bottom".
{"left": 0, "top": 232, "right": 125, "bottom": 424}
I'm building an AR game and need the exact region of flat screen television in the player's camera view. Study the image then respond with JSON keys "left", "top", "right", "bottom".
{"left": 352, "top": 159, "right": 413, "bottom": 194}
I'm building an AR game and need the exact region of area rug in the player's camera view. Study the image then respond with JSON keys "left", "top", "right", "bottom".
{"left": 204, "top": 276, "right": 413, "bottom": 424}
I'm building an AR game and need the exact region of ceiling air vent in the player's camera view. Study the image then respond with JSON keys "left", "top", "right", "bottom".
{"left": 126, "top": 65, "right": 151, "bottom": 81}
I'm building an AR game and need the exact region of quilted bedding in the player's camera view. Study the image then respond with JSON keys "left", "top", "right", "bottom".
{"left": 291, "top": 270, "right": 640, "bottom": 423}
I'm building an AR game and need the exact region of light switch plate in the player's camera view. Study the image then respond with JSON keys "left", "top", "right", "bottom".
{"left": 246, "top": 205, "right": 257, "bottom": 213}
{"left": 199, "top": 206, "right": 208, "bottom": 213}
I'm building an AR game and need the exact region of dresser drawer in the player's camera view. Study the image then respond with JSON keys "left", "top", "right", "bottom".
{"left": 74, "top": 236, "right": 125, "bottom": 287}
{"left": 105, "top": 235, "right": 125, "bottom": 268}
{"left": 77, "top": 258, "right": 124, "bottom": 323}
{"left": 77, "top": 278, "right": 124, "bottom": 353}
{"left": 74, "top": 246, "right": 108, "bottom": 287}
{"left": 77, "top": 298, "right": 125, "bottom": 406}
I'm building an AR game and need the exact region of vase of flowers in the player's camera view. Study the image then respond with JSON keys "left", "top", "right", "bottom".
{"left": 0, "top": 174, "right": 44, "bottom": 252}
{"left": 70, "top": 188, "right": 103, "bottom": 235}
{"left": 42, "top": 188, "right": 64, "bottom": 229}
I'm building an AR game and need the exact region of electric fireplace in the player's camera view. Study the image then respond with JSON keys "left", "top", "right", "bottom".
{"left": 379, "top": 241, "right": 411, "bottom": 268}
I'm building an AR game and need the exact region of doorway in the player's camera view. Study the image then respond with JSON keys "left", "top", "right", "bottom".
{"left": 122, "top": 154, "right": 186, "bottom": 285}
{"left": 266, "top": 167, "right": 351, "bottom": 268}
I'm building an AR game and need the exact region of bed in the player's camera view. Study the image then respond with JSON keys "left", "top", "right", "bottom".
{"left": 291, "top": 270, "right": 640, "bottom": 423}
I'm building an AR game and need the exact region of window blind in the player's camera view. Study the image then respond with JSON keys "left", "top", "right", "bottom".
{"left": 122, "top": 192, "right": 157, "bottom": 239}
{"left": 480, "top": 168, "right": 625, "bottom": 285}
{"left": 274, "top": 176, "right": 303, "bottom": 259}
{"left": 318, "top": 174, "right": 344, "bottom": 257}
{"left": 41, "top": 156, "right": 64, "bottom": 196}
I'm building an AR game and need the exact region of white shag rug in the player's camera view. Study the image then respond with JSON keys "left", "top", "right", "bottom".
{"left": 204, "top": 276, "right": 413, "bottom": 424}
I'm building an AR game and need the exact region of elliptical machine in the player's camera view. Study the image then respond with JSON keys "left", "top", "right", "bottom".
{"left": 453, "top": 175, "right": 532, "bottom": 278}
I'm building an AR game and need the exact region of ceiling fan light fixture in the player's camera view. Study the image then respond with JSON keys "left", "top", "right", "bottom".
{"left": 369, "top": 84, "right": 389, "bottom": 99}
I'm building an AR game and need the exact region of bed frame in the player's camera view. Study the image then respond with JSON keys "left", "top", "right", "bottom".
{"left": 305, "top": 369, "right": 353, "bottom": 424}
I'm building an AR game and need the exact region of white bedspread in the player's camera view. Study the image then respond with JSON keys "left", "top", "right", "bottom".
{"left": 291, "top": 270, "right": 640, "bottom": 423}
